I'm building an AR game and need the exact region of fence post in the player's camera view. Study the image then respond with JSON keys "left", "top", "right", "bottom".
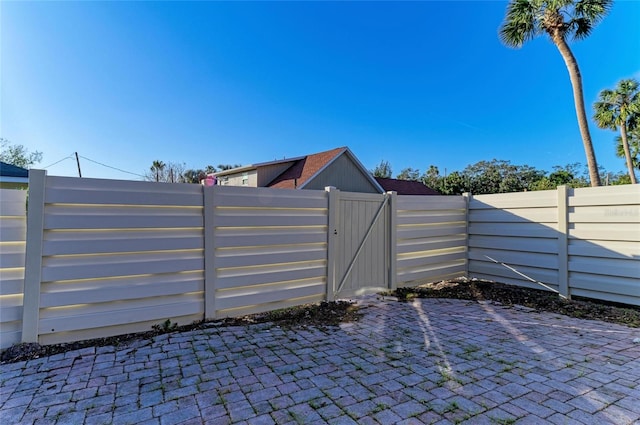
{"left": 557, "top": 185, "right": 570, "bottom": 300}
{"left": 203, "top": 185, "right": 217, "bottom": 319}
{"left": 387, "top": 191, "right": 397, "bottom": 291}
{"left": 463, "top": 192, "right": 472, "bottom": 279}
{"left": 325, "top": 186, "right": 339, "bottom": 302}
{"left": 22, "top": 169, "right": 46, "bottom": 343}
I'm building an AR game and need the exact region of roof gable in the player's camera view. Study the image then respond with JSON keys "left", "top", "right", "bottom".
{"left": 267, "top": 147, "right": 347, "bottom": 189}
{"left": 374, "top": 177, "right": 440, "bottom": 195}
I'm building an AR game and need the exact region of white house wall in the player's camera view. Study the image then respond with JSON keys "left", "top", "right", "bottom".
{"left": 218, "top": 169, "right": 257, "bottom": 187}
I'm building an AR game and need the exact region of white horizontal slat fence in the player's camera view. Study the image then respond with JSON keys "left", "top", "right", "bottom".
{"left": 5, "top": 171, "right": 639, "bottom": 348}
{"left": 25, "top": 172, "right": 206, "bottom": 345}
{"left": 468, "top": 189, "right": 561, "bottom": 292}
{"left": 567, "top": 185, "right": 640, "bottom": 305}
{"left": 0, "top": 189, "right": 27, "bottom": 349}
{"left": 209, "top": 186, "right": 328, "bottom": 318}
{"left": 468, "top": 185, "right": 640, "bottom": 305}
{"left": 396, "top": 195, "right": 467, "bottom": 287}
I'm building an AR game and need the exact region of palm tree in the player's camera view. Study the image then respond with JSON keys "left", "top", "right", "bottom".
{"left": 615, "top": 127, "right": 640, "bottom": 172}
{"left": 499, "top": 0, "right": 612, "bottom": 187}
{"left": 593, "top": 79, "right": 640, "bottom": 184}
{"left": 150, "top": 160, "right": 166, "bottom": 182}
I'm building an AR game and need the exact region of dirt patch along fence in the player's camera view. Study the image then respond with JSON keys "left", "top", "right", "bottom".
{"left": 0, "top": 170, "right": 638, "bottom": 348}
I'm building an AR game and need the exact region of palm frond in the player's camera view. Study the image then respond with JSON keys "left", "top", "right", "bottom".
{"left": 569, "top": 17, "right": 593, "bottom": 40}
{"left": 499, "top": 0, "right": 539, "bottom": 47}
{"left": 574, "top": 0, "right": 612, "bottom": 23}
{"left": 615, "top": 131, "right": 640, "bottom": 170}
{"left": 594, "top": 81, "right": 640, "bottom": 131}
{"left": 593, "top": 103, "right": 617, "bottom": 130}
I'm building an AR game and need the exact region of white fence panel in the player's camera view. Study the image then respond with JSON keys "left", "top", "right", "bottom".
{"left": 0, "top": 189, "right": 27, "bottom": 349}
{"left": 468, "top": 190, "right": 561, "bottom": 292}
{"left": 567, "top": 185, "right": 640, "bottom": 305}
{"left": 396, "top": 195, "right": 467, "bottom": 286}
{"left": 37, "top": 176, "right": 205, "bottom": 345}
{"left": 212, "top": 186, "right": 328, "bottom": 318}
{"left": 469, "top": 186, "right": 640, "bottom": 305}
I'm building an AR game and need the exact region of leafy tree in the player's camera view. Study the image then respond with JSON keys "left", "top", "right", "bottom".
{"left": 421, "top": 165, "right": 441, "bottom": 190}
{"left": 461, "top": 159, "right": 545, "bottom": 194}
{"left": 530, "top": 162, "right": 594, "bottom": 190}
{"left": 217, "top": 164, "right": 241, "bottom": 171}
{"left": 499, "top": 0, "right": 612, "bottom": 187}
{"left": 145, "top": 161, "right": 187, "bottom": 183}
{"left": 439, "top": 171, "right": 468, "bottom": 195}
{"left": 609, "top": 172, "right": 631, "bottom": 185}
{"left": 0, "top": 138, "right": 43, "bottom": 168}
{"left": 371, "top": 160, "right": 392, "bottom": 178}
{"left": 593, "top": 78, "right": 640, "bottom": 183}
{"left": 396, "top": 167, "right": 420, "bottom": 181}
{"left": 146, "top": 161, "right": 226, "bottom": 184}
{"left": 182, "top": 169, "right": 206, "bottom": 184}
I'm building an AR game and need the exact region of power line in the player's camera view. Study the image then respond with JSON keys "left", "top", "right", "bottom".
{"left": 42, "top": 154, "right": 74, "bottom": 169}
{"left": 78, "top": 155, "right": 146, "bottom": 178}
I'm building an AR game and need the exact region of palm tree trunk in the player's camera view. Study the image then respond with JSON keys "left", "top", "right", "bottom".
{"left": 552, "top": 34, "right": 601, "bottom": 186}
{"left": 620, "top": 124, "right": 638, "bottom": 184}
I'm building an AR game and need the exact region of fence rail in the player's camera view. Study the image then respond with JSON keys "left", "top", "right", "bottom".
{"left": 0, "top": 171, "right": 638, "bottom": 349}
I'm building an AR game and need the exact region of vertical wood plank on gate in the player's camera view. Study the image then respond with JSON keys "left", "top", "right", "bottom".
{"left": 203, "top": 185, "right": 217, "bottom": 319}
{"left": 387, "top": 191, "right": 397, "bottom": 290}
{"left": 22, "top": 169, "right": 46, "bottom": 343}
{"left": 557, "top": 185, "right": 570, "bottom": 300}
{"left": 325, "top": 187, "right": 339, "bottom": 302}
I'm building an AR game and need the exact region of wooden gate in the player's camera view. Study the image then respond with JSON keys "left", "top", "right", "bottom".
{"left": 327, "top": 190, "right": 394, "bottom": 299}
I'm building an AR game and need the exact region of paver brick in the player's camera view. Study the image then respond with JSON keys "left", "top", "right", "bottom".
{"left": 1, "top": 297, "right": 639, "bottom": 425}
{"left": 247, "top": 387, "right": 281, "bottom": 404}
{"left": 112, "top": 407, "right": 153, "bottom": 425}
{"left": 159, "top": 404, "right": 201, "bottom": 425}
{"left": 392, "top": 400, "right": 427, "bottom": 419}
{"left": 567, "top": 394, "right": 608, "bottom": 414}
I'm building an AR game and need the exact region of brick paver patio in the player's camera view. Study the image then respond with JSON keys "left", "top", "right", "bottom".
{"left": 1, "top": 297, "right": 639, "bottom": 424}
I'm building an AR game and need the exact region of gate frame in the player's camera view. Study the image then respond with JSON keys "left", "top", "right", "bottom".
{"left": 325, "top": 186, "right": 398, "bottom": 299}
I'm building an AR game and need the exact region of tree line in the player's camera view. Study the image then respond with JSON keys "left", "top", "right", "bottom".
{"left": 146, "top": 161, "right": 240, "bottom": 183}
{"left": 371, "top": 159, "right": 630, "bottom": 195}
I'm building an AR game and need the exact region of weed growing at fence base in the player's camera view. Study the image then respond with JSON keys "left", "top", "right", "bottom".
{"left": 392, "top": 279, "right": 640, "bottom": 328}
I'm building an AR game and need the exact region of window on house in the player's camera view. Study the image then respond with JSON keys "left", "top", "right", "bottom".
{"left": 220, "top": 177, "right": 229, "bottom": 186}
{"left": 242, "top": 172, "right": 249, "bottom": 186}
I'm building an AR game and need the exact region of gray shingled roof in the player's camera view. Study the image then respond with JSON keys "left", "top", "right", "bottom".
{"left": 0, "top": 162, "right": 29, "bottom": 178}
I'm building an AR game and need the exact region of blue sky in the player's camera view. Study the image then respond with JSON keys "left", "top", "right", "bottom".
{"left": 2, "top": 1, "right": 639, "bottom": 181}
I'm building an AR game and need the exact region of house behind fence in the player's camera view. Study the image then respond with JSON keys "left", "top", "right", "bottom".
{"left": 0, "top": 171, "right": 638, "bottom": 349}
